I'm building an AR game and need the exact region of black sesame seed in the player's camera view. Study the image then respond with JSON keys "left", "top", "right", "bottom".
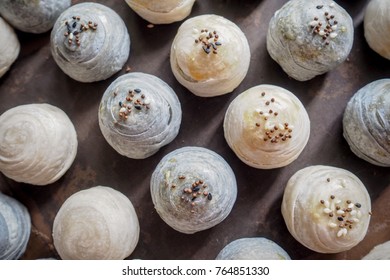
{"left": 215, "top": 41, "right": 222, "bottom": 46}
{"left": 192, "top": 186, "right": 200, "bottom": 192}
{"left": 191, "top": 197, "right": 197, "bottom": 201}
{"left": 119, "top": 101, "right": 122, "bottom": 107}
{"left": 211, "top": 43, "right": 217, "bottom": 50}
{"left": 72, "top": 21, "right": 77, "bottom": 28}
{"left": 337, "top": 217, "right": 344, "bottom": 221}
{"left": 134, "top": 88, "right": 141, "bottom": 93}
{"left": 316, "top": 5, "right": 323, "bottom": 9}
{"left": 207, "top": 193, "right": 212, "bottom": 201}
{"left": 355, "top": 203, "right": 361, "bottom": 208}
{"left": 202, "top": 46, "right": 211, "bottom": 54}
{"left": 134, "top": 105, "right": 142, "bottom": 110}
{"left": 73, "top": 31, "right": 79, "bottom": 36}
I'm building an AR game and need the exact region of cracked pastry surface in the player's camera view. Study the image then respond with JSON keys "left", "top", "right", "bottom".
{"left": 0, "top": 104, "right": 77, "bottom": 186}
{"left": 99, "top": 72, "right": 182, "bottom": 159}
{"left": 0, "top": 192, "right": 31, "bottom": 260}
{"left": 0, "top": 17, "right": 20, "bottom": 78}
{"left": 224, "top": 84, "right": 310, "bottom": 169}
{"left": 343, "top": 79, "right": 390, "bottom": 167}
{"left": 215, "top": 237, "right": 291, "bottom": 260}
{"left": 170, "top": 14, "right": 250, "bottom": 97}
{"left": 267, "top": 0, "right": 353, "bottom": 81}
{"left": 282, "top": 165, "right": 371, "bottom": 253}
{"left": 124, "top": 0, "right": 195, "bottom": 24}
{"left": 51, "top": 2, "right": 130, "bottom": 82}
{"left": 150, "top": 146, "right": 237, "bottom": 234}
{"left": 0, "top": 0, "right": 70, "bottom": 33}
{"left": 52, "top": 186, "right": 140, "bottom": 260}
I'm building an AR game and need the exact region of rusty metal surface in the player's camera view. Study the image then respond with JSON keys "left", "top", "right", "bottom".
{"left": 0, "top": 0, "right": 389, "bottom": 260}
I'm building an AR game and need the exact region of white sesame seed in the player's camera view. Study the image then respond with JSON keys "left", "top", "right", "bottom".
{"left": 330, "top": 32, "right": 338, "bottom": 39}
{"left": 330, "top": 2, "right": 335, "bottom": 7}
{"left": 279, "top": 124, "right": 285, "bottom": 130}
{"left": 336, "top": 210, "right": 345, "bottom": 215}
{"left": 335, "top": 199, "right": 342, "bottom": 204}
{"left": 332, "top": 25, "right": 338, "bottom": 30}
{"left": 319, "top": 30, "right": 325, "bottom": 36}
{"left": 352, "top": 218, "right": 360, "bottom": 223}
{"left": 69, "top": 33, "right": 74, "bottom": 40}
{"left": 341, "top": 26, "right": 347, "bottom": 32}
{"left": 337, "top": 229, "right": 344, "bottom": 237}
{"left": 119, "top": 107, "right": 127, "bottom": 113}
{"left": 143, "top": 98, "right": 151, "bottom": 105}
{"left": 350, "top": 210, "right": 357, "bottom": 216}
{"left": 310, "top": 20, "right": 318, "bottom": 27}
{"left": 324, "top": 200, "right": 330, "bottom": 208}
{"left": 348, "top": 203, "right": 355, "bottom": 209}
{"left": 329, "top": 222, "right": 337, "bottom": 228}
{"left": 323, "top": 208, "right": 332, "bottom": 214}
{"left": 165, "top": 171, "right": 170, "bottom": 180}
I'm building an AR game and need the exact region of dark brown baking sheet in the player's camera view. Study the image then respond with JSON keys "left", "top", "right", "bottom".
{"left": 0, "top": 0, "right": 389, "bottom": 260}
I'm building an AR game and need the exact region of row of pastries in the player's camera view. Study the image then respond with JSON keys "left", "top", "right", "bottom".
{"left": 0, "top": 0, "right": 389, "bottom": 259}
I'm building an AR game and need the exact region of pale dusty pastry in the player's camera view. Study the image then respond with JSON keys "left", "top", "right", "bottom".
{"left": 362, "top": 241, "right": 390, "bottom": 260}
{"left": 282, "top": 165, "right": 371, "bottom": 253}
{"left": 52, "top": 186, "right": 140, "bottom": 260}
{"left": 170, "top": 14, "right": 250, "bottom": 97}
{"left": 0, "top": 17, "right": 20, "bottom": 78}
{"left": 224, "top": 85, "right": 310, "bottom": 169}
{"left": 51, "top": 2, "right": 130, "bottom": 82}
{"left": 215, "top": 237, "right": 291, "bottom": 260}
{"left": 99, "top": 72, "right": 182, "bottom": 159}
{"left": 267, "top": 0, "right": 353, "bottom": 81}
{"left": 0, "top": 0, "right": 70, "bottom": 33}
{"left": 0, "top": 104, "right": 77, "bottom": 185}
{"left": 0, "top": 192, "right": 31, "bottom": 260}
{"left": 364, "top": 0, "right": 390, "bottom": 60}
{"left": 150, "top": 146, "right": 237, "bottom": 234}
{"left": 124, "top": 0, "right": 196, "bottom": 24}
{"left": 343, "top": 79, "right": 390, "bottom": 167}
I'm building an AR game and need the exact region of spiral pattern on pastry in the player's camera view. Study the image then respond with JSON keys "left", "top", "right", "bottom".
{"left": 224, "top": 85, "right": 310, "bottom": 169}
{"left": 0, "top": 17, "right": 20, "bottom": 78}
{"left": 150, "top": 146, "right": 237, "bottom": 234}
{"left": 124, "top": 0, "right": 196, "bottom": 24}
{"left": 0, "top": 104, "right": 77, "bottom": 185}
{"left": 343, "top": 79, "right": 390, "bottom": 167}
{"left": 0, "top": 192, "right": 31, "bottom": 260}
{"left": 51, "top": 2, "right": 130, "bottom": 82}
{"left": 215, "top": 237, "right": 291, "bottom": 260}
{"left": 170, "top": 14, "right": 250, "bottom": 97}
{"left": 267, "top": 0, "right": 353, "bottom": 81}
{"left": 282, "top": 165, "right": 371, "bottom": 253}
{"left": 99, "top": 72, "right": 182, "bottom": 159}
{"left": 52, "top": 186, "right": 140, "bottom": 260}
{"left": 0, "top": 0, "right": 70, "bottom": 33}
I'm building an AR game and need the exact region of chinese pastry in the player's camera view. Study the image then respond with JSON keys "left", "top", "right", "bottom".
{"left": 223, "top": 85, "right": 310, "bottom": 169}
{"left": 343, "top": 79, "right": 390, "bottom": 167}
{"left": 124, "top": 0, "right": 196, "bottom": 24}
{"left": 0, "top": 104, "right": 77, "bottom": 185}
{"left": 170, "top": 14, "right": 250, "bottom": 97}
{"left": 282, "top": 165, "right": 371, "bottom": 253}
{"left": 362, "top": 241, "right": 390, "bottom": 260}
{"left": 51, "top": 2, "right": 130, "bottom": 82}
{"left": 52, "top": 186, "right": 140, "bottom": 260}
{"left": 0, "top": 192, "right": 31, "bottom": 260}
{"left": 267, "top": 0, "right": 353, "bottom": 81}
{"left": 215, "top": 237, "right": 291, "bottom": 260}
{"left": 0, "top": 17, "right": 20, "bottom": 78}
{"left": 0, "top": 0, "right": 70, "bottom": 34}
{"left": 99, "top": 72, "right": 182, "bottom": 159}
{"left": 364, "top": 0, "right": 390, "bottom": 60}
{"left": 150, "top": 146, "right": 237, "bottom": 234}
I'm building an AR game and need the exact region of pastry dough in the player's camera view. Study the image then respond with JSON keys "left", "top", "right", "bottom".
{"left": 52, "top": 186, "right": 140, "bottom": 260}
{"left": 282, "top": 165, "right": 371, "bottom": 253}
{"left": 99, "top": 72, "right": 182, "bottom": 159}
{"left": 0, "top": 104, "right": 77, "bottom": 185}
{"left": 267, "top": 0, "right": 353, "bottom": 81}
{"left": 51, "top": 2, "right": 130, "bottom": 82}
{"left": 362, "top": 241, "right": 390, "bottom": 260}
{"left": 0, "top": 0, "right": 70, "bottom": 33}
{"left": 343, "top": 79, "right": 390, "bottom": 167}
{"left": 170, "top": 14, "right": 250, "bottom": 97}
{"left": 215, "top": 237, "right": 291, "bottom": 260}
{"left": 224, "top": 85, "right": 310, "bottom": 169}
{"left": 364, "top": 0, "right": 390, "bottom": 60}
{"left": 150, "top": 146, "right": 237, "bottom": 234}
{"left": 124, "top": 0, "right": 196, "bottom": 24}
{"left": 0, "top": 17, "right": 20, "bottom": 78}
{"left": 0, "top": 192, "right": 31, "bottom": 260}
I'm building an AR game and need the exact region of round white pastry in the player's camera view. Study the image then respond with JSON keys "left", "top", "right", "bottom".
{"left": 99, "top": 72, "right": 182, "bottom": 159}
{"left": 52, "top": 186, "right": 140, "bottom": 260}
{"left": 51, "top": 2, "right": 130, "bottom": 82}
{"left": 0, "top": 0, "right": 70, "bottom": 34}
{"left": 267, "top": 0, "right": 353, "bottom": 81}
{"left": 224, "top": 85, "right": 310, "bottom": 169}
{"left": 0, "top": 17, "right": 20, "bottom": 78}
{"left": 282, "top": 165, "right": 371, "bottom": 254}
{"left": 0, "top": 192, "right": 31, "bottom": 260}
{"left": 343, "top": 79, "right": 390, "bottom": 167}
{"left": 362, "top": 241, "right": 390, "bottom": 260}
{"left": 0, "top": 103, "right": 77, "bottom": 186}
{"left": 215, "top": 237, "right": 291, "bottom": 260}
{"left": 364, "top": 0, "right": 390, "bottom": 60}
{"left": 150, "top": 146, "right": 237, "bottom": 234}
{"left": 124, "top": 0, "right": 196, "bottom": 24}
{"left": 170, "top": 14, "right": 250, "bottom": 97}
